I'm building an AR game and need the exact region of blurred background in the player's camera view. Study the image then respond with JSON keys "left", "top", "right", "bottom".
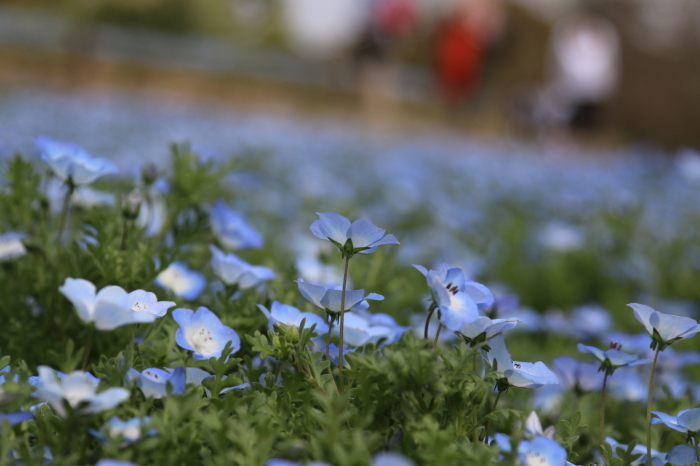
{"left": 0, "top": 0, "right": 699, "bottom": 149}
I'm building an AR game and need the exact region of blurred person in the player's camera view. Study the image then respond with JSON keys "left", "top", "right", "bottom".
{"left": 433, "top": 0, "right": 506, "bottom": 106}
{"left": 534, "top": 13, "right": 621, "bottom": 131}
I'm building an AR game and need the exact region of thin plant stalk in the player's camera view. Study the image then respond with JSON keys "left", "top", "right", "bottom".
{"left": 120, "top": 218, "right": 130, "bottom": 250}
{"left": 338, "top": 256, "right": 350, "bottom": 392}
{"left": 600, "top": 372, "right": 609, "bottom": 446}
{"left": 483, "top": 390, "right": 503, "bottom": 443}
{"left": 424, "top": 303, "right": 437, "bottom": 339}
{"left": 646, "top": 348, "right": 661, "bottom": 466}
{"left": 325, "top": 314, "right": 334, "bottom": 363}
{"left": 81, "top": 330, "right": 94, "bottom": 371}
{"left": 57, "top": 180, "right": 75, "bottom": 244}
{"left": 433, "top": 323, "right": 443, "bottom": 349}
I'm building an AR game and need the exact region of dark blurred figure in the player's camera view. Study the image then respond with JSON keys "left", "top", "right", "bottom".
{"left": 433, "top": 0, "right": 505, "bottom": 106}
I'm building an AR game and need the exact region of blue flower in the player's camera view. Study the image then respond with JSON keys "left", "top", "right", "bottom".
{"left": 126, "top": 367, "right": 186, "bottom": 399}
{"left": 651, "top": 408, "right": 700, "bottom": 433}
{"left": 372, "top": 452, "right": 416, "bottom": 466}
{"left": 296, "top": 279, "right": 383, "bottom": 315}
{"left": 456, "top": 316, "right": 519, "bottom": 349}
{"left": 518, "top": 437, "right": 567, "bottom": 466}
{"left": 0, "top": 412, "right": 33, "bottom": 426}
{"left": 258, "top": 301, "right": 329, "bottom": 334}
{"left": 0, "top": 232, "right": 27, "bottom": 262}
{"left": 59, "top": 278, "right": 171, "bottom": 330}
{"left": 665, "top": 445, "right": 698, "bottom": 466}
{"left": 414, "top": 264, "right": 493, "bottom": 331}
{"left": 483, "top": 335, "right": 559, "bottom": 389}
{"left": 173, "top": 307, "right": 240, "bottom": 359}
{"left": 90, "top": 416, "right": 155, "bottom": 445}
{"left": 210, "top": 245, "right": 275, "bottom": 289}
{"left": 155, "top": 262, "right": 207, "bottom": 301}
{"left": 95, "top": 460, "right": 140, "bottom": 466}
{"left": 551, "top": 357, "right": 603, "bottom": 393}
{"left": 34, "top": 366, "right": 129, "bottom": 417}
{"left": 629, "top": 303, "right": 700, "bottom": 351}
{"left": 209, "top": 201, "right": 263, "bottom": 250}
{"left": 578, "top": 342, "right": 649, "bottom": 375}
{"left": 36, "top": 136, "right": 118, "bottom": 185}
{"left": 310, "top": 212, "right": 398, "bottom": 258}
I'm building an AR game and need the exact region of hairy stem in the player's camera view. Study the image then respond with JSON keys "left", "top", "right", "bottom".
{"left": 483, "top": 391, "right": 503, "bottom": 443}
{"left": 600, "top": 372, "right": 609, "bottom": 446}
{"left": 433, "top": 323, "right": 443, "bottom": 349}
{"left": 424, "top": 303, "right": 437, "bottom": 340}
{"left": 338, "top": 256, "right": 350, "bottom": 393}
{"left": 57, "top": 181, "right": 75, "bottom": 244}
{"left": 646, "top": 348, "right": 661, "bottom": 466}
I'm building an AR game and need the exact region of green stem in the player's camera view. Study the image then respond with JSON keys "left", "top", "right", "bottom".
{"left": 325, "top": 314, "right": 333, "bottom": 363}
{"left": 81, "top": 331, "right": 93, "bottom": 371}
{"left": 646, "top": 348, "right": 661, "bottom": 466}
{"left": 338, "top": 256, "right": 350, "bottom": 393}
{"left": 424, "top": 303, "right": 437, "bottom": 339}
{"left": 57, "top": 180, "right": 75, "bottom": 244}
{"left": 128, "top": 325, "right": 138, "bottom": 369}
{"left": 433, "top": 323, "right": 443, "bottom": 349}
{"left": 600, "top": 372, "right": 609, "bottom": 446}
{"left": 483, "top": 390, "right": 503, "bottom": 443}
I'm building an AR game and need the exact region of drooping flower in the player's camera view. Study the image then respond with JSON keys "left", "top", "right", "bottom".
{"left": 455, "top": 316, "right": 519, "bottom": 350}
{"left": 651, "top": 408, "right": 700, "bottom": 433}
{"left": 310, "top": 212, "right": 399, "bottom": 258}
{"left": 59, "top": 278, "right": 171, "bottom": 330}
{"left": 296, "top": 279, "right": 383, "bottom": 317}
{"left": 36, "top": 136, "right": 118, "bottom": 185}
{"left": 483, "top": 335, "right": 559, "bottom": 390}
{"left": 0, "top": 232, "right": 27, "bottom": 262}
{"left": 34, "top": 366, "right": 129, "bottom": 417}
{"left": 89, "top": 416, "right": 155, "bottom": 445}
{"left": 209, "top": 245, "right": 275, "bottom": 290}
{"left": 173, "top": 307, "right": 240, "bottom": 360}
{"left": 209, "top": 201, "right": 263, "bottom": 250}
{"left": 155, "top": 262, "right": 207, "bottom": 301}
{"left": 578, "top": 342, "right": 649, "bottom": 376}
{"left": 629, "top": 303, "right": 700, "bottom": 351}
{"left": 126, "top": 367, "right": 186, "bottom": 399}
{"left": 257, "top": 301, "right": 328, "bottom": 334}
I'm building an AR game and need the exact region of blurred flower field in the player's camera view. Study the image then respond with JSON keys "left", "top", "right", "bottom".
{"left": 1, "top": 88, "right": 700, "bottom": 465}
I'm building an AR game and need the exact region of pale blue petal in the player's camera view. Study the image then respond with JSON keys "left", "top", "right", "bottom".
{"left": 296, "top": 279, "right": 326, "bottom": 308}
{"left": 86, "top": 388, "right": 130, "bottom": 414}
{"left": 364, "top": 293, "right": 384, "bottom": 301}
{"left": 347, "top": 219, "right": 386, "bottom": 248}
{"left": 482, "top": 335, "right": 513, "bottom": 373}
{"left": 519, "top": 437, "right": 567, "bottom": 466}
{"left": 175, "top": 329, "right": 195, "bottom": 352}
{"left": 628, "top": 303, "right": 656, "bottom": 335}
{"left": 677, "top": 407, "right": 700, "bottom": 431}
{"left": 463, "top": 281, "right": 494, "bottom": 309}
{"left": 578, "top": 344, "right": 606, "bottom": 362}
{"left": 59, "top": 278, "right": 96, "bottom": 323}
{"left": 321, "top": 289, "right": 365, "bottom": 312}
{"left": 651, "top": 312, "right": 699, "bottom": 342}
{"left": 314, "top": 212, "right": 350, "bottom": 244}
{"left": 412, "top": 264, "right": 428, "bottom": 276}
{"left": 666, "top": 445, "right": 698, "bottom": 466}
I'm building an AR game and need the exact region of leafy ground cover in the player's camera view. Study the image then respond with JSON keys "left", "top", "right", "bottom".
{"left": 1, "top": 135, "right": 700, "bottom": 466}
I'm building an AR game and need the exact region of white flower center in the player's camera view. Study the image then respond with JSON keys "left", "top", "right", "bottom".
{"left": 191, "top": 327, "right": 217, "bottom": 355}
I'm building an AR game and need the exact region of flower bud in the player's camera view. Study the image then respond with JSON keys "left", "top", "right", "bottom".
{"left": 122, "top": 189, "right": 143, "bottom": 220}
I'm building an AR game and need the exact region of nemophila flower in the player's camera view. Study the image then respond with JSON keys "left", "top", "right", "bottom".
{"left": 310, "top": 212, "right": 399, "bottom": 258}
{"left": 71, "top": 186, "right": 116, "bottom": 208}
{"left": 173, "top": 307, "right": 240, "bottom": 359}
{"left": 95, "top": 460, "right": 139, "bottom": 466}
{"left": 607, "top": 369, "right": 647, "bottom": 402}
{"left": 552, "top": 357, "right": 603, "bottom": 394}
{"left": 605, "top": 437, "right": 662, "bottom": 466}
{"left": 455, "top": 316, "right": 519, "bottom": 350}
{"left": 372, "top": 452, "right": 416, "bottom": 466}
{"left": 414, "top": 264, "right": 493, "bottom": 331}
{"left": 257, "top": 301, "right": 329, "bottom": 334}
{"left": 629, "top": 303, "right": 700, "bottom": 351}
{"left": 483, "top": 335, "right": 559, "bottom": 390}
{"left": 335, "top": 312, "right": 396, "bottom": 347}
{"left": 665, "top": 445, "right": 698, "bottom": 466}
{"left": 525, "top": 411, "right": 555, "bottom": 439}
{"left": 354, "top": 309, "right": 410, "bottom": 345}
{"left": 578, "top": 342, "right": 649, "bottom": 376}
{"left": 126, "top": 367, "right": 186, "bottom": 399}
{"left": 651, "top": 408, "right": 700, "bottom": 433}
{"left": 59, "top": 278, "right": 170, "bottom": 330}
{"left": 209, "top": 201, "right": 263, "bottom": 250}
{"left": 296, "top": 279, "right": 383, "bottom": 316}
{"left": 90, "top": 416, "right": 155, "bottom": 445}
{"left": 155, "top": 262, "right": 207, "bottom": 301}
{"left": 209, "top": 245, "right": 275, "bottom": 290}
{"left": 34, "top": 366, "right": 129, "bottom": 417}
{"left": 0, "top": 412, "right": 33, "bottom": 426}
{"left": 0, "top": 232, "right": 27, "bottom": 262}
{"left": 518, "top": 437, "right": 567, "bottom": 466}
{"left": 36, "top": 136, "right": 118, "bottom": 185}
